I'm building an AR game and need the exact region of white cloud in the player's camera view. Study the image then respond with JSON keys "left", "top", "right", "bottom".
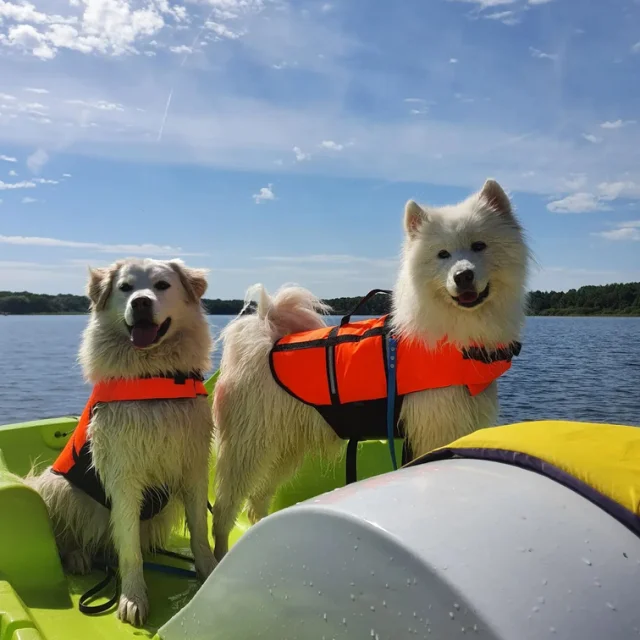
{"left": 546, "top": 192, "right": 610, "bottom": 214}
{"left": 484, "top": 10, "right": 519, "bottom": 24}
{"left": 34, "top": 178, "right": 58, "bottom": 184}
{"left": 449, "top": 58, "right": 458, "bottom": 63}
{"left": 169, "top": 44, "right": 192, "bottom": 54}
{"left": 210, "top": 8, "right": 238, "bottom": 20}
{"left": 8, "top": 170, "right": 17, "bottom": 176}
{"left": 597, "top": 227, "right": 640, "bottom": 241}
{"left": 0, "top": 234, "right": 205, "bottom": 255}
{"left": 404, "top": 97, "right": 429, "bottom": 114}
{"left": 527, "top": 0, "right": 554, "bottom": 4}
{"left": 0, "top": 93, "right": 16, "bottom": 101}
{"left": 26, "top": 148, "right": 49, "bottom": 174}
{"left": 548, "top": 179, "right": 640, "bottom": 213}
{"left": 63, "top": 173, "right": 72, "bottom": 178}
{"left": 320, "top": 140, "right": 344, "bottom": 151}
{"left": 252, "top": 183, "right": 275, "bottom": 204}
{"left": 597, "top": 181, "right": 640, "bottom": 200}
{"left": 21, "top": 196, "right": 38, "bottom": 204}
{"left": 529, "top": 47, "right": 558, "bottom": 61}
{"left": 293, "top": 146, "right": 310, "bottom": 162}
{"left": 2, "top": 72, "right": 640, "bottom": 203}
{"left": 24, "top": 87, "right": 49, "bottom": 94}
{"left": 0, "top": 1, "right": 74, "bottom": 25}
{"left": 0, "top": 154, "right": 17, "bottom": 162}
{"left": 631, "top": 42, "right": 640, "bottom": 54}
{"left": 600, "top": 119, "right": 636, "bottom": 130}
{"left": 582, "top": 133, "right": 601, "bottom": 144}
{"left": 448, "top": 0, "right": 515, "bottom": 8}
{"left": 23, "top": 102, "right": 47, "bottom": 112}
{"left": 562, "top": 173, "right": 587, "bottom": 191}
{"left": 0, "top": 0, "right": 167, "bottom": 60}
{"left": 594, "top": 221, "right": 640, "bottom": 242}
{"left": 205, "top": 21, "right": 242, "bottom": 40}
{"left": 65, "top": 99, "right": 125, "bottom": 112}
{"left": 0, "top": 24, "right": 56, "bottom": 59}
{"left": 0, "top": 180, "right": 36, "bottom": 190}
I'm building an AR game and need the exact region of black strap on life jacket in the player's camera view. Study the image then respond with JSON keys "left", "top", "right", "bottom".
{"left": 336, "top": 289, "right": 413, "bottom": 485}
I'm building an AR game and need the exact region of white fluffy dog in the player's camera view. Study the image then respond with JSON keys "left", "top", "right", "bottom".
{"left": 211, "top": 179, "right": 530, "bottom": 561}
{"left": 28, "top": 257, "right": 216, "bottom": 627}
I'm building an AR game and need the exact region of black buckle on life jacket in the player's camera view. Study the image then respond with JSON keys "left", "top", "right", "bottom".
{"left": 462, "top": 341, "right": 522, "bottom": 364}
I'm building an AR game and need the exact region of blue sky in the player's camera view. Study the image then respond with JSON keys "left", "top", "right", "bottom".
{"left": 1, "top": 0, "right": 639, "bottom": 298}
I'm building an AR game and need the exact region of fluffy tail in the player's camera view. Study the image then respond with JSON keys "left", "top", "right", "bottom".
{"left": 243, "top": 283, "right": 331, "bottom": 341}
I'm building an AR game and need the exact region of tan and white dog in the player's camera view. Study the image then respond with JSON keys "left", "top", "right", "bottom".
{"left": 211, "top": 179, "right": 530, "bottom": 561}
{"left": 27, "top": 257, "right": 216, "bottom": 627}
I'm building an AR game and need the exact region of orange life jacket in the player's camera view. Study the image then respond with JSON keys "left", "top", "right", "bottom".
{"left": 52, "top": 372, "right": 208, "bottom": 520}
{"left": 270, "top": 314, "right": 520, "bottom": 449}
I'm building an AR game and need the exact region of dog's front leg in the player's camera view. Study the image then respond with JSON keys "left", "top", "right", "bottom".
{"left": 182, "top": 471, "right": 217, "bottom": 581}
{"left": 110, "top": 489, "right": 148, "bottom": 627}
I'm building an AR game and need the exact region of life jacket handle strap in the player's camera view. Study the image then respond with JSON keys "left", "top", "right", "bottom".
{"left": 339, "top": 289, "right": 392, "bottom": 327}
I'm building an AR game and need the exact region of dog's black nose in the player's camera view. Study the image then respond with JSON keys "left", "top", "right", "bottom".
{"left": 131, "top": 296, "right": 153, "bottom": 311}
{"left": 454, "top": 269, "right": 475, "bottom": 287}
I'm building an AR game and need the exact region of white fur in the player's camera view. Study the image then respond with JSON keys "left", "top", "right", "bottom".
{"left": 211, "top": 179, "right": 531, "bottom": 562}
{"left": 26, "top": 257, "right": 216, "bottom": 627}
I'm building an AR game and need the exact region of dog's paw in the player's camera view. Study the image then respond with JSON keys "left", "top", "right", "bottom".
{"left": 195, "top": 550, "right": 218, "bottom": 582}
{"left": 117, "top": 593, "right": 149, "bottom": 627}
{"left": 63, "top": 549, "right": 92, "bottom": 575}
{"left": 247, "top": 504, "right": 264, "bottom": 525}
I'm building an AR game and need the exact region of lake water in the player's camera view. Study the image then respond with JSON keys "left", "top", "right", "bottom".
{"left": 0, "top": 315, "right": 638, "bottom": 427}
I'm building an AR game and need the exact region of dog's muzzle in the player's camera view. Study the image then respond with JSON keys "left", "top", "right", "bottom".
{"left": 126, "top": 296, "right": 171, "bottom": 349}
{"left": 452, "top": 281, "right": 491, "bottom": 308}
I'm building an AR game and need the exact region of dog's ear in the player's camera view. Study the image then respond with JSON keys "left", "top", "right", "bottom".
{"left": 404, "top": 200, "right": 428, "bottom": 239}
{"left": 169, "top": 259, "right": 209, "bottom": 303}
{"left": 87, "top": 264, "right": 118, "bottom": 312}
{"left": 479, "top": 179, "right": 512, "bottom": 216}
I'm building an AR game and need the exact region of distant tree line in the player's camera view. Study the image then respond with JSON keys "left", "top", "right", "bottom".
{"left": 1, "top": 282, "right": 639, "bottom": 316}
{"left": 0, "top": 291, "right": 91, "bottom": 315}
{"left": 527, "top": 282, "right": 640, "bottom": 316}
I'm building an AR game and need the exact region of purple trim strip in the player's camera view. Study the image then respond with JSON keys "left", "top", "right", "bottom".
{"left": 409, "top": 446, "right": 640, "bottom": 539}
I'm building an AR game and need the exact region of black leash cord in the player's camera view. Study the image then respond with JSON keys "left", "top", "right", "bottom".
{"left": 77, "top": 501, "right": 213, "bottom": 616}
{"left": 78, "top": 564, "right": 120, "bottom": 615}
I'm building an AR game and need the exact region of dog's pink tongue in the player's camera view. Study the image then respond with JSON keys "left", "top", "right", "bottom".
{"left": 458, "top": 291, "right": 478, "bottom": 304}
{"left": 130, "top": 324, "right": 158, "bottom": 349}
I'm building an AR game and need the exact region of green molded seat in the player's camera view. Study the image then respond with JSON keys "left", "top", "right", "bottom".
{"left": 0, "top": 450, "right": 69, "bottom": 613}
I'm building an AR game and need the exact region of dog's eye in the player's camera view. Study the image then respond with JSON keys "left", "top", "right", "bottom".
{"left": 118, "top": 282, "right": 133, "bottom": 292}
{"left": 471, "top": 241, "right": 487, "bottom": 252}
{"left": 154, "top": 281, "right": 171, "bottom": 291}
{"left": 437, "top": 250, "right": 451, "bottom": 259}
